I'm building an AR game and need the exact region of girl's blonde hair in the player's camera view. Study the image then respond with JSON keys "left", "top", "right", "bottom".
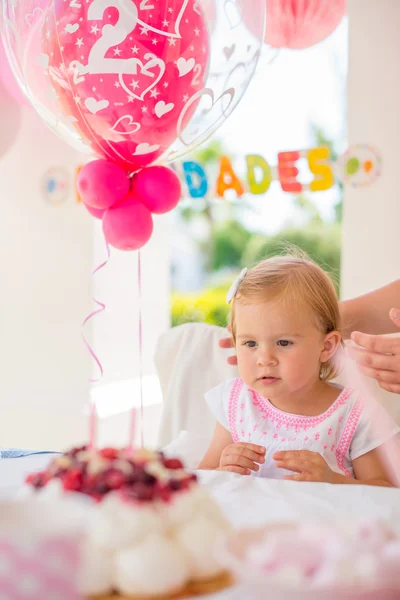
{"left": 230, "top": 254, "right": 342, "bottom": 381}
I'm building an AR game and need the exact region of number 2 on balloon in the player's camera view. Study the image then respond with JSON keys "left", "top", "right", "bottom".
{"left": 85, "top": 0, "right": 140, "bottom": 75}
{"left": 191, "top": 64, "right": 202, "bottom": 87}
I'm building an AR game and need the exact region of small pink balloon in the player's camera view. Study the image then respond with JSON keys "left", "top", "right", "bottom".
{"left": 102, "top": 195, "right": 153, "bottom": 252}
{"left": 77, "top": 160, "right": 130, "bottom": 210}
{"left": 132, "top": 166, "right": 182, "bottom": 215}
{"left": 83, "top": 203, "right": 105, "bottom": 220}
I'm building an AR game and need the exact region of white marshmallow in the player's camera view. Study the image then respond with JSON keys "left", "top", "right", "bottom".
{"left": 115, "top": 533, "right": 191, "bottom": 596}
{"left": 89, "top": 493, "right": 165, "bottom": 550}
{"left": 175, "top": 514, "right": 227, "bottom": 580}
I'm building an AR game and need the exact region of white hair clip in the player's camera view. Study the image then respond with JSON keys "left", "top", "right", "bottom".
{"left": 226, "top": 268, "right": 248, "bottom": 304}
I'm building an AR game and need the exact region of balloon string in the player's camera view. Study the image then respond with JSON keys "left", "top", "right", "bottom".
{"left": 82, "top": 241, "right": 111, "bottom": 450}
{"left": 128, "top": 250, "right": 143, "bottom": 451}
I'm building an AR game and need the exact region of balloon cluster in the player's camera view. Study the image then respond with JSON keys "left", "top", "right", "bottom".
{"left": 1, "top": 0, "right": 267, "bottom": 250}
{"left": 78, "top": 161, "right": 181, "bottom": 250}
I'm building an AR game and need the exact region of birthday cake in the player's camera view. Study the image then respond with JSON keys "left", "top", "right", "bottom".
{"left": 27, "top": 446, "right": 231, "bottom": 598}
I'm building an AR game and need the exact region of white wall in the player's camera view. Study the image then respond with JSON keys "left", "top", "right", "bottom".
{"left": 0, "top": 96, "right": 92, "bottom": 450}
{"left": 0, "top": 86, "right": 170, "bottom": 451}
{"left": 341, "top": 0, "right": 400, "bottom": 421}
{"left": 341, "top": 0, "right": 400, "bottom": 298}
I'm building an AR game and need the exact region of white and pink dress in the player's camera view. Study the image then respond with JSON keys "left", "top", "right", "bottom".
{"left": 205, "top": 378, "right": 400, "bottom": 479}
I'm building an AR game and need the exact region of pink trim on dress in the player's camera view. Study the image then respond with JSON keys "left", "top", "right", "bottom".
{"left": 336, "top": 398, "right": 363, "bottom": 477}
{"left": 228, "top": 378, "right": 243, "bottom": 443}
{"left": 250, "top": 387, "right": 353, "bottom": 430}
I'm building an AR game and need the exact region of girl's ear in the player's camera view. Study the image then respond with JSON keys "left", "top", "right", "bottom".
{"left": 320, "top": 331, "right": 341, "bottom": 363}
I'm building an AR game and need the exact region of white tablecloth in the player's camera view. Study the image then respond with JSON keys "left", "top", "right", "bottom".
{"left": 2, "top": 455, "right": 400, "bottom": 598}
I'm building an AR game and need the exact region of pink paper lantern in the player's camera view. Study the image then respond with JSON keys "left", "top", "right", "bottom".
{"left": 265, "top": 0, "right": 347, "bottom": 49}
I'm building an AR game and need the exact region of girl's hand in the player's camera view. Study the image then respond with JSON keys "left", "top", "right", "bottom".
{"left": 348, "top": 309, "right": 400, "bottom": 394}
{"left": 219, "top": 443, "right": 266, "bottom": 475}
{"left": 273, "top": 450, "right": 339, "bottom": 483}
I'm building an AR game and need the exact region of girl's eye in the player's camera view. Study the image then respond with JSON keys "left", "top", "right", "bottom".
{"left": 277, "top": 340, "right": 293, "bottom": 347}
{"left": 244, "top": 341, "right": 257, "bottom": 348}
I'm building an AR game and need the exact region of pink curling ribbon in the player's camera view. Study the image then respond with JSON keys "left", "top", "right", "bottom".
{"left": 82, "top": 242, "right": 111, "bottom": 450}
{"left": 128, "top": 250, "right": 143, "bottom": 450}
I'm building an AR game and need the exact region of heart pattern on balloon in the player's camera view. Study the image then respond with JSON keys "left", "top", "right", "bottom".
{"left": 223, "top": 0, "right": 242, "bottom": 29}
{"left": 155, "top": 101, "right": 175, "bottom": 118}
{"left": 136, "top": 0, "right": 189, "bottom": 37}
{"left": 24, "top": 7, "right": 44, "bottom": 27}
{"left": 110, "top": 115, "right": 141, "bottom": 135}
{"left": 177, "top": 87, "right": 236, "bottom": 147}
{"left": 133, "top": 142, "right": 160, "bottom": 155}
{"left": 85, "top": 97, "right": 110, "bottom": 114}
{"left": 119, "top": 55, "right": 166, "bottom": 102}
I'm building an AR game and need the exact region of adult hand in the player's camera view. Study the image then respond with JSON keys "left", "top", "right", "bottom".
{"left": 218, "top": 443, "right": 265, "bottom": 476}
{"left": 273, "top": 450, "right": 339, "bottom": 483}
{"left": 218, "top": 326, "right": 237, "bottom": 366}
{"left": 348, "top": 308, "right": 400, "bottom": 394}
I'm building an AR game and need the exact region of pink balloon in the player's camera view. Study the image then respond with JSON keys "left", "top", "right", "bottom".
{"left": 83, "top": 203, "right": 106, "bottom": 220}
{"left": 0, "top": 36, "right": 27, "bottom": 105}
{"left": 77, "top": 159, "right": 130, "bottom": 209}
{"left": 241, "top": 0, "right": 346, "bottom": 49}
{"left": 102, "top": 195, "right": 153, "bottom": 251}
{"left": 132, "top": 166, "right": 181, "bottom": 214}
{"left": 43, "top": 1, "right": 210, "bottom": 172}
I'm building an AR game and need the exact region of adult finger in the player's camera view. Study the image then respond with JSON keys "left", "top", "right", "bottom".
{"left": 389, "top": 309, "right": 400, "bottom": 329}
{"left": 347, "top": 346, "right": 396, "bottom": 371}
{"left": 227, "top": 355, "right": 238, "bottom": 366}
{"left": 219, "top": 336, "right": 234, "bottom": 349}
{"left": 379, "top": 381, "right": 400, "bottom": 394}
{"left": 351, "top": 331, "right": 399, "bottom": 355}
{"left": 358, "top": 365, "right": 400, "bottom": 383}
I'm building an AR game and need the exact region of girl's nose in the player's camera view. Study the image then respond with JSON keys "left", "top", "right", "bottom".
{"left": 257, "top": 349, "right": 278, "bottom": 367}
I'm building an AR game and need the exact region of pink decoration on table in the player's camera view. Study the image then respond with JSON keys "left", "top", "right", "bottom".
{"left": 0, "top": 500, "right": 85, "bottom": 600}
{"left": 220, "top": 520, "right": 400, "bottom": 599}
{"left": 132, "top": 166, "right": 182, "bottom": 214}
{"left": 77, "top": 160, "right": 130, "bottom": 209}
{"left": 103, "top": 194, "right": 153, "bottom": 251}
{"left": 0, "top": 537, "right": 80, "bottom": 599}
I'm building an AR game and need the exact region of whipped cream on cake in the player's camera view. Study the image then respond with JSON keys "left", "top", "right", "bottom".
{"left": 27, "top": 446, "right": 230, "bottom": 597}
